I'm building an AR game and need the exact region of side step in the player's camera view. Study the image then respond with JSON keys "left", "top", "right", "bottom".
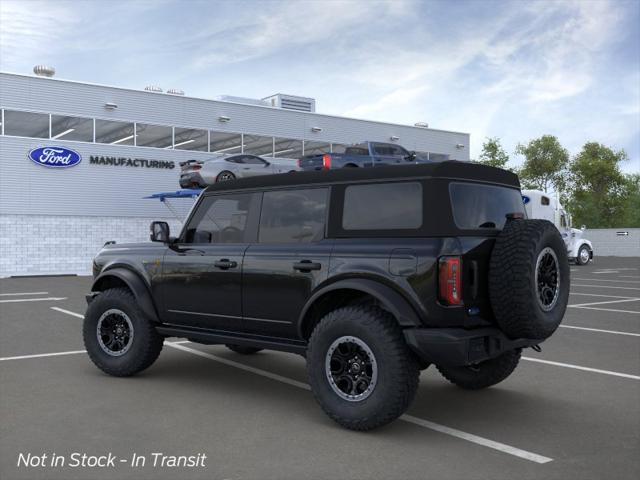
{"left": 156, "top": 325, "right": 307, "bottom": 355}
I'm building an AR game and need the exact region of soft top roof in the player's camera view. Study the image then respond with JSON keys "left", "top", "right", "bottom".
{"left": 203, "top": 161, "right": 520, "bottom": 194}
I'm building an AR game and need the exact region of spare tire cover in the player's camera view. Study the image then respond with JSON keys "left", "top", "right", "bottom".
{"left": 489, "top": 219, "right": 570, "bottom": 340}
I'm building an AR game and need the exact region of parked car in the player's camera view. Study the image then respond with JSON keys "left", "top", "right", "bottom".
{"left": 179, "top": 154, "right": 298, "bottom": 188}
{"left": 84, "top": 162, "right": 569, "bottom": 431}
{"left": 522, "top": 190, "right": 594, "bottom": 265}
{"left": 297, "top": 141, "right": 430, "bottom": 170}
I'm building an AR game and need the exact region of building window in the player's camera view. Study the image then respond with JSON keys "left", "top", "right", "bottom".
{"left": 244, "top": 134, "right": 274, "bottom": 157}
{"left": 95, "top": 119, "right": 135, "bottom": 145}
{"left": 428, "top": 153, "right": 450, "bottom": 162}
{"left": 135, "top": 123, "right": 173, "bottom": 148}
{"left": 273, "top": 137, "right": 303, "bottom": 159}
{"left": 51, "top": 114, "right": 94, "bottom": 142}
{"left": 303, "top": 141, "right": 331, "bottom": 156}
{"left": 259, "top": 188, "right": 328, "bottom": 243}
{"left": 343, "top": 182, "right": 423, "bottom": 230}
{"left": 174, "top": 127, "right": 208, "bottom": 151}
{"left": 210, "top": 131, "right": 243, "bottom": 154}
{"left": 331, "top": 143, "right": 348, "bottom": 154}
{"left": 3, "top": 110, "right": 49, "bottom": 138}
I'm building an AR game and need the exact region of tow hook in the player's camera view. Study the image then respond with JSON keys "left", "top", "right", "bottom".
{"left": 530, "top": 344, "right": 542, "bottom": 353}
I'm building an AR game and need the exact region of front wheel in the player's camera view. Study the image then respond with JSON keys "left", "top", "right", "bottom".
{"left": 436, "top": 350, "right": 521, "bottom": 390}
{"left": 83, "top": 288, "right": 164, "bottom": 377}
{"left": 575, "top": 244, "right": 591, "bottom": 265}
{"left": 306, "top": 306, "right": 419, "bottom": 431}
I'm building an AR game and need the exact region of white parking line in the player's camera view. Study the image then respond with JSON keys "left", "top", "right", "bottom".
{"left": 522, "top": 357, "right": 640, "bottom": 380}
{"left": 0, "top": 297, "right": 67, "bottom": 303}
{"left": 573, "top": 278, "right": 640, "bottom": 284}
{"left": 570, "top": 292, "right": 637, "bottom": 299}
{"left": 51, "top": 307, "right": 85, "bottom": 318}
{"left": 0, "top": 350, "right": 86, "bottom": 361}
{"left": 167, "top": 342, "right": 552, "bottom": 464}
{"left": 560, "top": 325, "right": 640, "bottom": 337}
{"left": 620, "top": 275, "right": 640, "bottom": 279}
{"left": 0, "top": 291, "right": 49, "bottom": 296}
{"left": 569, "top": 298, "right": 640, "bottom": 307}
{"left": 572, "top": 284, "right": 640, "bottom": 291}
{"left": 568, "top": 306, "right": 640, "bottom": 315}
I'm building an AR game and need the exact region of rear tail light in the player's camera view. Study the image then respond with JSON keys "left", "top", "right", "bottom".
{"left": 438, "top": 256, "right": 462, "bottom": 305}
{"left": 322, "top": 154, "right": 332, "bottom": 169}
{"left": 297, "top": 158, "right": 302, "bottom": 168}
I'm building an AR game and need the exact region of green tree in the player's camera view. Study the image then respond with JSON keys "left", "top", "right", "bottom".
{"left": 619, "top": 173, "right": 640, "bottom": 228}
{"left": 478, "top": 137, "right": 510, "bottom": 169}
{"left": 515, "top": 135, "right": 569, "bottom": 192}
{"left": 567, "top": 142, "right": 629, "bottom": 228}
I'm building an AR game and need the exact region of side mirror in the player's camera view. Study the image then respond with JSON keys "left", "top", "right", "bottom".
{"left": 150, "top": 221, "right": 170, "bottom": 243}
{"left": 406, "top": 151, "right": 417, "bottom": 161}
{"left": 263, "top": 161, "right": 271, "bottom": 167}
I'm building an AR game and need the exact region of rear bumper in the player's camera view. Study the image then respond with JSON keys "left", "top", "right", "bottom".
{"left": 403, "top": 327, "right": 540, "bottom": 367}
{"left": 179, "top": 172, "right": 205, "bottom": 188}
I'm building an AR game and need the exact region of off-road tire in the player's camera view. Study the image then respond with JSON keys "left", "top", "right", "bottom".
{"left": 83, "top": 288, "right": 164, "bottom": 377}
{"left": 306, "top": 306, "right": 419, "bottom": 431}
{"left": 436, "top": 350, "right": 521, "bottom": 390}
{"left": 576, "top": 244, "right": 590, "bottom": 266}
{"left": 489, "top": 219, "right": 569, "bottom": 340}
{"left": 225, "top": 344, "right": 263, "bottom": 355}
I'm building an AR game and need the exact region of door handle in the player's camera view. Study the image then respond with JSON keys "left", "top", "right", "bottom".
{"left": 293, "top": 260, "right": 321, "bottom": 272}
{"left": 214, "top": 259, "right": 238, "bottom": 270}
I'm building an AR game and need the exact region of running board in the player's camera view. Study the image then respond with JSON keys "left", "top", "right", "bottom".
{"left": 156, "top": 325, "right": 307, "bottom": 355}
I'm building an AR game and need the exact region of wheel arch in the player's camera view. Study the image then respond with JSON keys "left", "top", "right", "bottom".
{"left": 297, "top": 279, "right": 422, "bottom": 339}
{"left": 91, "top": 268, "right": 160, "bottom": 323}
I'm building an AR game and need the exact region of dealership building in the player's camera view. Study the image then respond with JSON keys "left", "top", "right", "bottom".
{"left": 0, "top": 69, "right": 470, "bottom": 277}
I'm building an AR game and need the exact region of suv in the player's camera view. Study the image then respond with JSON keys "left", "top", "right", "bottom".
{"left": 84, "top": 162, "right": 569, "bottom": 431}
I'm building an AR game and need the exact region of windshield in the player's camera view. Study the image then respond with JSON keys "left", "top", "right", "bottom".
{"left": 449, "top": 182, "right": 526, "bottom": 230}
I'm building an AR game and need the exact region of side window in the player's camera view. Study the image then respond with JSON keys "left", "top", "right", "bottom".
{"left": 243, "top": 155, "right": 266, "bottom": 165}
{"left": 184, "top": 193, "right": 257, "bottom": 244}
{"left": 541, "top": 196, "right": 550, "bottom": 206}
{"left": 390, "top": 145, "right": 409, "bottom": 157}
{"left": 226, "top": 156, "right": 242, "bottom": 164}
{"left": 259, "top": 188, "right": 328, "bottom": 243}
{"left": 373, "top": 144, "right": 394, "bottom": 155}
{"left": 343, "top": 182, "right": 422, "bottom": 230}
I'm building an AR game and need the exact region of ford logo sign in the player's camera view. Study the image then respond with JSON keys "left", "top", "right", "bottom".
{"left": 522, "top": 195, "right": 530, "bottom": 205}
{"left": 28, "top": 146, "right": 82, "bottom": 168}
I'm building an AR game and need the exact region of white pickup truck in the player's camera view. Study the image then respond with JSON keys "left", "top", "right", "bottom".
{"left": 522, "top": 190, "right": 594, "bottom": 265}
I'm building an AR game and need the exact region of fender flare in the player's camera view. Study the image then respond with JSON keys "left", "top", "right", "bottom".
{"left": 297, "top": 278, "right": 423, "bottom": 338}
{"left": 90, "top": 268, "right": 160, "bottom": 323}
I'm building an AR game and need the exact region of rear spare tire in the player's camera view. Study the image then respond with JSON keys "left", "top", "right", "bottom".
{"left": 489, "top": 219, "right": 569, "bottom": 340}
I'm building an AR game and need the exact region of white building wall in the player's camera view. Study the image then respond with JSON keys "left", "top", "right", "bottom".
{"left": 586, "top": 228, "right": 640, "bottom": 257}
{"left": 0, "top": 214, "right": 184, "bottom": 277}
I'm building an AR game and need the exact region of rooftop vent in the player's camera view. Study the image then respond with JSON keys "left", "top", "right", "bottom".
{"left": 216, "top": 95, "right": 270, "bottom": 107}
{"left": 262, "top": 94, "right": 316, "bottom": 113}
{"left": 167, "top": 88, "right": 185, "bottom": 96}
{"left": 144, "top": 85, "right": 163, "bottom": 93}
{"left": 33, "top": 65, "right": 55, "bottom": 77}
{"left": 414, "top": 122, "right": 429, "bottom": 128}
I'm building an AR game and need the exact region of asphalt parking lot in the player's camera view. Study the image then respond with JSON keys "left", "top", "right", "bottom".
{"left": 1, "top": 257, "right": 639, "bottom": 480}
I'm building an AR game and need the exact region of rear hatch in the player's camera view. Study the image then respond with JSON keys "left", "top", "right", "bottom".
{"left": 449, "top": 181, "right": 526, "bottom": 322}
{"left": 298, "top": 153, "right": 345, "bottom": 170}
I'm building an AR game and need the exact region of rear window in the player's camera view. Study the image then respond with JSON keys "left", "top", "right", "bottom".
{"left": 343, "top": 182, "right": 422, "bottom": 230}
{"left": 449, "top": 182, "right": 525, "bottom": 229}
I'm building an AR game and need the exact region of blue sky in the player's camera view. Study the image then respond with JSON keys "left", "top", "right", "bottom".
{"left": 1, "top": 0, "right": 638, "bottom": 172}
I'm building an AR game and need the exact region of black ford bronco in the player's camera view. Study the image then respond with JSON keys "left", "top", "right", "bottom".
{"left": 84, "top": 162, "right": 569, "bottom": 430}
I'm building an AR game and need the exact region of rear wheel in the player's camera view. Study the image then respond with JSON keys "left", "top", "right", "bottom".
{"left": 216, "top": 171, "right": 235, "bottom": 182}
{"left": 83, "top": 288, "right": 164, "bottom": 376}
{"left": 225, "top": 344, "right": 263, "bottom": 355}
{"left": 307, "top": 306, "right": 419, "bottom": 431}
{"left": 436, "top": 350, "right": 521, "bottom": 390}
{"left": 576, "top": 244, "right": 590, "bottom": 265}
